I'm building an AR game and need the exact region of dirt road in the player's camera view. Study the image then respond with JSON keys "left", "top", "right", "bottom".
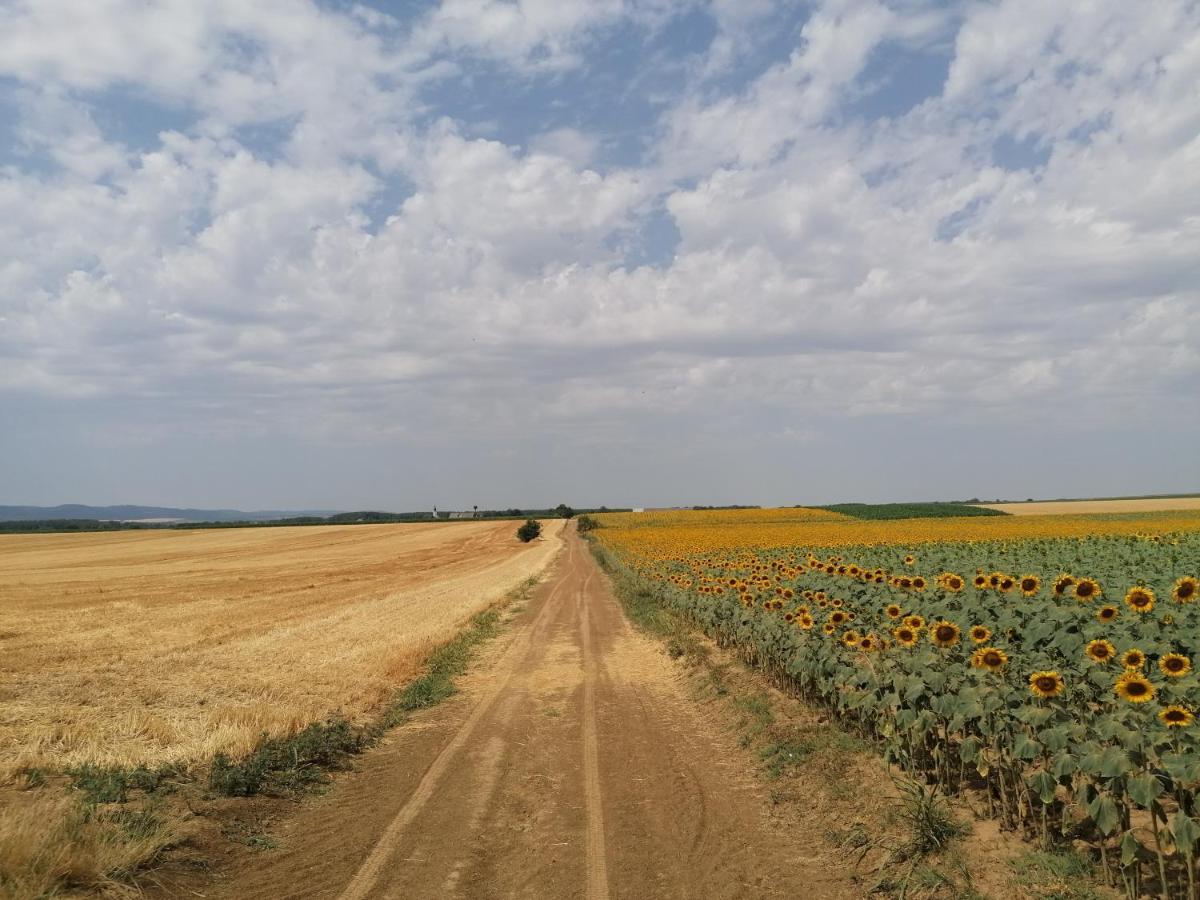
{"left": 192, "top": 529, "right": 854, "bottom": 900}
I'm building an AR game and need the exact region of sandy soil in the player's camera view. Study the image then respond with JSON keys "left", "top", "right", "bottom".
{"left": 0, "top": 521, "right": 563, "bottom": 778}
{"left": 974, "top": 497, "right": 1200, "bottom": 516}
{"left": 146, "top": 530, "right": 859, "bottom": 900}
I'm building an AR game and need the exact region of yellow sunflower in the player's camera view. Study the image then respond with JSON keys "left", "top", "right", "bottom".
{"left": 911, "top": 576, "right": 927, "bottom": 591}
{"left": 1172, "top": 576, "right": 1199, "bottom": 604}
{"left": 971, "top": 646, "right": 1008, "bottom": 671}
{"left": 1019, "top": 575, "right": 1041, "bottom": 597}
{"left": 969, "top": 625, "right": 991, "bottom": 644}
{"left": 972, "top": 574, "right": 988, "bottom": 590}
{"left": 930, "top": 621, "right": 961, "bottom": 648}
{"left": 822, "top": 622, "right": 836, "bottom": 635}
{"left": 1160, "top": 705, "right": 1195, "bottom": 728}
{"left": 1122, "top": 648, "right": 1146, "bottom": 670}
{"left": 1073, "top": 578, "right": 1101, "bottom": 603}
{"left": 842, "top": 630, "right": 861, "bottom": 647}
{"left": 1096, "top": 605, "right": 1119, "bottom": 623}
{"left": 829, "top": 610, "right": 848, "bottom": 626}
{"left": 1124, "top": 586, "right": 1155, "bottom": 614}
{"left": 1115, "top": 672, "right": 1156, "bottom": 704}
{"left": 893, "top": 625, "right": 919, "bottom": 647}
{"left": 1085, "top": 639, "right": 1116, "bottom": 664}
{"left": 1052, "top": 574, "right": 1074, "bottom": 596}
{"left": 903, "top": 554, "right": 916, "bottom": 565}
{"left": 885, "top": 603, "right": 904, "bottom": 620}
{"left": 1159, "top": 653, "right": 1192, "bottom": 678}
{"left": 905, "top": 615, "right": 926, "bottom": 630}
{"left": 1029, "top": 671, "right": 1065, "bottom": 698}
{"left": 998, "top": 575, "right": 1016, "bottom": 593}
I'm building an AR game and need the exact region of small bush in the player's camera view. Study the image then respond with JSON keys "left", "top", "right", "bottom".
{"left": 209, "top": 717, "right": 367, "bottom": 797}
{"left": 516, "top": 519, "right": 542, "bottom": 542}
{"left": 576, "top": 515, "right": 600, "bottom": 533}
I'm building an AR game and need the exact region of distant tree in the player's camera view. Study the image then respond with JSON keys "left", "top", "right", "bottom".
{"left": 554, "top": 504, "right": 575, "bottom": 519}
{"left": 517, "top": 519, "right": 542, "bottom": 542}
{"left": 576, "top": 515, "right": 599, "bottom": 533}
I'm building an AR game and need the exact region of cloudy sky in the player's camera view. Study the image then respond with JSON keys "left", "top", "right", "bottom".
{"left": 1, "top": 0, "right": 1197, "bottom": 511}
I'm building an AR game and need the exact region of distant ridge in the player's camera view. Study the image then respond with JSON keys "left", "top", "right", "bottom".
{"left": 0, "top": 504, "right": 342, "bottom": 523}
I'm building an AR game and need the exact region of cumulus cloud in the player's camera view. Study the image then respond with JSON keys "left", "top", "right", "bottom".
{"left": 0, "top": 0, "right": 1196, "bottom": 506}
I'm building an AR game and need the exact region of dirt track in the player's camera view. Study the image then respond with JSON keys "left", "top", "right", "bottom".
{"left": 185, "top": 529, "right": 855, "bottom": 900}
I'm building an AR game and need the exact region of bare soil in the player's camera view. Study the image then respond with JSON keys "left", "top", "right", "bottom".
{"left": 143, "top": 530, "right": 861, "bottom": 900}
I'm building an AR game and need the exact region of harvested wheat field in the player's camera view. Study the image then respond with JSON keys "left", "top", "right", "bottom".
{"left": 0, "top": 521, "right": 563, "bottom": 780}
{"left": 974, "top": 496, "right": 1200, "bottom": 516}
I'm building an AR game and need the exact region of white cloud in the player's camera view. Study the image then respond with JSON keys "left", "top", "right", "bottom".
{"left": 0, "top": 0, "right": 1197, "bottom": 504}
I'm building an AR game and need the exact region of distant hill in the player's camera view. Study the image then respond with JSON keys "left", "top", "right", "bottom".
{"left": 0, "top": 504, "right": 342, "bottom": 523}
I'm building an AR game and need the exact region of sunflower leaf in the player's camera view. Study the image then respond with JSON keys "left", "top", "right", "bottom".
{"left": 1127, "top": 772, "right": 1164, "bottom": 808}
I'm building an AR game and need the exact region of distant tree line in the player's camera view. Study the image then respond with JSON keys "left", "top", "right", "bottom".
{"left": 0, "top": 505, "right": 625, "bottom": 535}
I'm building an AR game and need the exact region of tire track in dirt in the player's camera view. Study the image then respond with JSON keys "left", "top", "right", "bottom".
{"left": 577, "top": 568, "right": 609, "bottom": 900}
{"left": 336, "top": 541, "right": 579, "bottom": 900}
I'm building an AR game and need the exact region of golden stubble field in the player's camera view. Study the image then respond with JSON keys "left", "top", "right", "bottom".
{"left": 0, "top": 520, "right": 564, "bottom": 780}
{"left": 974, "top": 496, "right": 1200, "bottom": 516}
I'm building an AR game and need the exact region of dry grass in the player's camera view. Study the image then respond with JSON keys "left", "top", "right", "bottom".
{"left": 974, "top": 497, "right": 1200, "bottom": 516}
{"left": 0, "top": 791, "right": 171, "bottom": 899}
{"left": 0, "top": 520, "right": 563, "bottom": 779}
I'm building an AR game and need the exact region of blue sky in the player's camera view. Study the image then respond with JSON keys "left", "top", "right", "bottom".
{"left": 1, "top": 0, "right": 1197, "bottom": 510}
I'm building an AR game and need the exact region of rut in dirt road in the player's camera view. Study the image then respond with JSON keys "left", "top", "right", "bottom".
{"left": 204, "top": 530, "right": 858, "bottom": 900}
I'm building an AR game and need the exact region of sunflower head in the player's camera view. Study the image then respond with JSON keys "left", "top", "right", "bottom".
{"left": 1160, "top": 705, "right": 1195, "bottom": 728}
{"left": 1124, "top": 586, "right": 1155, "bottom": 614}
{"left": 972, "top": 574, "right": 988, "bottom": 589}
{"left": 822, "top": 622, "right": 836, "bottom": 635}
{"left": 830, "top": 610, "right": 847, "bottom": 626}
{"left": 858, "top": 635, "right": 878, "bottom": 652}
{"left": 1097, "top": 605, "right": 1119, "bottom": 623}
{"left": 1019, "top": 575, "right": 1040, "bottom": 596}
{"left": 905, "top": 615, "right": 925, "bottom": 630}
{"left": 912, "top": 576, "right": 927, "bottom": 591}
{"left": 1172, "top": 576, "right": 1199, "bottom": 604}
{"left": 903, "top": 554, "right": 915, "bottom": 566}
{"left": 797, "top": 614, "right": 814, "bottom": 630}
{"left": 1160, "top": 653, "right": 1192, "bottom": 678}
{"left": 969, "top": 625, "right": 991, "bottom": 644}
{"left": 999, "top": 576, "right": 1015, "bottom": 593}
{"left": 1122, "top": 648, "right": 1146, "bottom": 670}
{"left": 842, "top": 630, "right": 860, "bottom": 647}
{"left": 1073, "top": 578, "right": 1101, "bottom": 602}
{"left": 945, "top": 574, "right": 964, "bottom": 592}
{"left": 971, "top": 646, "right": 1008, "bottom": 671}
{"left": 893, "top": 626, "right": 918, "bottom": 647}
{"left": 1029, "top": 671, "right": 1065, "bottom": 699}
{"left": 930, "top": 621, "right": 961, "bottom": 648}
{"left": 1115, "top": 672, "right": 1156, "bottom": 704}
{"left": 885, "top": 604, "right": 904, "bottom": 619}
{"left": 1053, "top": 574, "right": 1075, "bottom": 596}
{"left": 1085, "top": 639, "right": 1116, "bottom": 664}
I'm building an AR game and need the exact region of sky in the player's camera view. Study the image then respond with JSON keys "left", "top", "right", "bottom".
{"left": 1, "top": 0, "right": 1198, "bottom": 511}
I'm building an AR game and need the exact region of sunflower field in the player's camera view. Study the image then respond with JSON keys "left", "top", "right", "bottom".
{"left": 593, "top": 508, "right": 1200, "bottom": 899}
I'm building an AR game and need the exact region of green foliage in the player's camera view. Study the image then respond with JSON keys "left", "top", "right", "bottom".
{"left": 576, "top": 514, "right": 600, "bottom": 533}
{"left": 554, "top": 504, "right": 575, "bottom": 519}
{"left": 69, "top": 764, "right": 169, "bottom": 804}
{"left": 517, "top": 519, "right": 543, "bottom": 542}
{"left": 209, "top": 717, "right": 367, "bottom": 797}
{"left": 819, "top": 502, "right": 1008, "bottom": 520}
